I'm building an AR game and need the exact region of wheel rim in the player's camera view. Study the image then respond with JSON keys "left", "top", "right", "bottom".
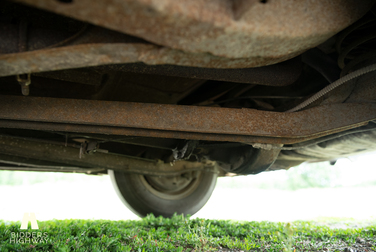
{"left": 140, "top": 171, "right": 203, "bottom": 200}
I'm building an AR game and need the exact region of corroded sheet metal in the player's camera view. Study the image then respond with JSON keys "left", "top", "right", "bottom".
{"left": 0, "top": 43, "right": 297, "bottom": 76}
{"left": 0, "top": 43, "right": 302, "bottom": 84}
{"left": 0, "top": 135, "right": 217, "bottom": 176}
{"left": 0, "top": 22, "right": 301, "bottom": 82}
{"left": 96, "top": 59, "right": 302, "bottom": 86}
{"left": 0, "top": 95, "right": 374, "bottom": 143}
{"left": 0, "top": 120, "right": 366, "bottom": 145}
{"left": 13, "top": 0, "right": 374, "bottom": 65}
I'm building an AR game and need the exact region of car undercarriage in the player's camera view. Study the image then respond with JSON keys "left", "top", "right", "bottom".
{"left": 1, "top": 0, "right": 376, "bottom": 217}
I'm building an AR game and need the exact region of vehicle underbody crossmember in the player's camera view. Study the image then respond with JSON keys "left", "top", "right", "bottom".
{"left": 0, "top": 95, "right": 375, "bottom": 145}
{"left": 1, "top": 0, "right": 376, "bottom": 217}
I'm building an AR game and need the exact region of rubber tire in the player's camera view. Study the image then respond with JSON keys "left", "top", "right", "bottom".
{"left": 108, "top": 170, "right": 217, "bottom": 217}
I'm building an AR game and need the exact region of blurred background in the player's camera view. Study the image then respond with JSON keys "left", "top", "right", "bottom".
{"left": 0, "top": 152, "right": 375, "bottom": 223}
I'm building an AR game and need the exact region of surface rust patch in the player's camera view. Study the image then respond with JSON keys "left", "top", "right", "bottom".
{"left": 0, "top": 95, "right": 374, "bottom": 144}
{"left": 12, "top": 0, "right": 374, "bottom": 62}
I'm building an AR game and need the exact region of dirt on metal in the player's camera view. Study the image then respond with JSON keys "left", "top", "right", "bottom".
{"left": 0, "top": 135, "right": 218, "bottom": 175}
{"left": 12, "top": 0, "right": 374, "bottom": 64}
{"left": 0, "top": 22, "right": 302, "bottom": 81}
{"left": 0, "top": 95, "right": 374, "bottom": 144}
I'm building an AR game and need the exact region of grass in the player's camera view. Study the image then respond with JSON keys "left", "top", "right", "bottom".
{"left": 0, "top": 214, "right": 375, "bottom": 252}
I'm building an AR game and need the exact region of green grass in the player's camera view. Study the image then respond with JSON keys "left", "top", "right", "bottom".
{"left": 1, "top": 214, "right": 375, "bottom": 252}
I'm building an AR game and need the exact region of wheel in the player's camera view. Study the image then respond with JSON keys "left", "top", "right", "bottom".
{"left": 108, "top": 170, "right": 218, "bottom": 217}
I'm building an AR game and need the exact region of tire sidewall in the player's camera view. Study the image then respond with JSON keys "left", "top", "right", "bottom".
{"left": 110, "top": 170, "right": 218, "bottom": 217}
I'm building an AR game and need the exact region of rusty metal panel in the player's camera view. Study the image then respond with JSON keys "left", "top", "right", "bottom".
{"left": 0, "top": 20, "right": 301, "bottom": 83}
{"left": 0, "top": 135, "right": 217, "bottom": 176}
{"left": 0, "top": 14, "right": 302, "bottom": 79}
{"left": 0, "top": 43, "right": 299, "bottom": 76}
{"left": 12, "top": 0, "right": 374, "bottom": 64}
{"left": 0, "top": 5, "right": 300, "bottom": 82}
{"left": 0, "top": 95, "right": 374, "bottom": 143}
{"left": 95, "top": 59, "right": 302, "bottom": 86}
{"left": 0, "top": 120, "right": 366, "bottom": 145}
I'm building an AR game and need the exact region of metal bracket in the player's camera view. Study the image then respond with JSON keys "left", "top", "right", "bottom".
{"left": 16, "top": 73, "right": 31, "bottom": 96}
